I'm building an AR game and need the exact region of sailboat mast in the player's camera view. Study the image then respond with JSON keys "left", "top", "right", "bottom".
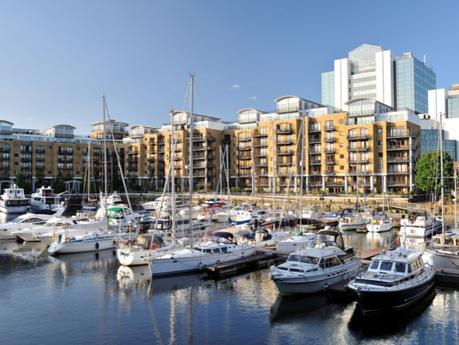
{"left": 454, "top": 166, "right": 458, "bottom": 229}
{"left": 188, "top": 74, "right": 194, "bottom": 236}
{"left": 439, "top": 112, "right": 445, "bottom": 241}
{"left": 170, "top": 110, "right": 176, "bottom": 244}
{"left": 102, "top": 96, "right": 108, "bottom": 199}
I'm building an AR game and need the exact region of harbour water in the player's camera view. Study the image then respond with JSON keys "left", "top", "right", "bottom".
{"left": 1, "top": 231, "right": 459, "bottom": 345}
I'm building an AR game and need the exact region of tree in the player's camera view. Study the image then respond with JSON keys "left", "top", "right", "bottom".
{"left": 415, "top": 151, "right": 454, "bottom": 194}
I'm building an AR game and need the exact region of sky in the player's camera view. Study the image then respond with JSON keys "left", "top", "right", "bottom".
{"left": 0, "top": 0, "right": 458, "bottom": 134}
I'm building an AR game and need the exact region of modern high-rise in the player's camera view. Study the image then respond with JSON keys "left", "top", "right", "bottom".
{"left": 322, "top": 43, "right": 436, "bottom": 114}
{"left": 427, "top": 84, "right": 459, "bottom": 155}
{"left": 395, "top": 52, "right": 436, "bottom": 113}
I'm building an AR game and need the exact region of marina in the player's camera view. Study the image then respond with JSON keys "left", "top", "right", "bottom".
{"left": 1, "top": 227, "right": 459, "bottom": 345}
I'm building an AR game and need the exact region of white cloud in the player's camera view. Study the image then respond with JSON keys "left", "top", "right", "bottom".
{"left": 232, "top": 84, "right": 240, "bottom": 90}
{"left": 249, "top": 96, "right": 257, "bottom": 100}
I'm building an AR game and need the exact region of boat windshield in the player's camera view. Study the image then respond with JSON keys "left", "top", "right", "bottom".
{"left": 370, "top": 260, "right": 380, "bottom": 270}
{"left": 379, "top": 261, "right": 393, "bottom": 271}
{"left": 288, "top": 255, "right": 319, "bottom": 264}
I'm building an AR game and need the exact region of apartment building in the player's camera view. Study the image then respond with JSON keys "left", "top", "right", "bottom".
{"left": 230, "top": 96, "right": 420, "bottom": 195}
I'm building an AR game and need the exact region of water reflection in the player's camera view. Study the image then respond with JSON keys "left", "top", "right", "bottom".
{"left": 1, "top": 230, "right": 459, "bottom": 344}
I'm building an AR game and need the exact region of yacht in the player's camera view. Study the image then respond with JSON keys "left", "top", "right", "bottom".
{"left": 13, "top": 214, "right": 107, "bottom": 242}
{"left": 423, "top": 231, "right": 459, "bottom": 273}
{"left": 228, "top": 208, "right": 252, "bottom": 225}
{"left": 347, "top": 247, "right": 436, "bottom": 315}
{"left": 117, "top": 235, "right": 173, "bottom": 266}
{"left": 148, "top": 232, "right": 256, "bottom": 276}
{"left": 400, "top": 211, "right": 441, "bottom": 239}
{"left": 0, "top": 183, "right": 30, "bottom": 214}
{"left": 275, "top": 232, "right": 317, "bottom": 254}
{"left": 30, "top": 186, "right": 64, "bottom": 214}
{"left": 48, "top": 229, "right": 130, "bottom": 255}
{"left": 366, "top": 213, "right": 393, "bottom": 233}
{"left": 270, "top": 230, "right": 361, "bottom": 295}
{"left": 0, "top": 207, "right": 65, "bottom": 240}
{"left": 338, "top": 213, "right": 366, "bottom": 231}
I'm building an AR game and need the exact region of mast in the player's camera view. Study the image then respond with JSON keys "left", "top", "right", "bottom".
{"left": 454, "top": 166, "right": 458, "bottom": 229}
{"left": 299, "top": 117, "right": 305, "bottom": 232}
{"left": 102, "top": 96, "right": 108, "bottom": 199}
{"left": 188, "top": 74, "right": 194, "bottom": 237}
{"left": 439, "top": 112, "right": 445, "bottom": 241}
{"left": 170, "top": 110, "right": 176, "bottom": 245}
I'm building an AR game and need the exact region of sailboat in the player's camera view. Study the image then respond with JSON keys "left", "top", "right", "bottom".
{"left": 423, "top": 113, "right": 459, "bottom": 277}
{"left": 48, "top": 97, "right": 130, "bottom": 255}
{"left": 148, "top": 75, "right": 255, "bottom": 276}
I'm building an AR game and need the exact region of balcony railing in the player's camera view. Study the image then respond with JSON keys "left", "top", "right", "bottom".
{"left": 387, "top": 144, "right": 409, "bottom": 151}
{"left": 348, "top": 134, "right": 370, "bottom": 140}
{"left": 277, "top": 127, "right": 293, "bottom": 134}
{"left": 277, "top": 139, "right": 293, "bottom": 145}
{"left": 324, "top": 125, "right": 335, "bottom": 131}
{"left": 349, "top": 158, "right": 370, "bottom": 164}
{"left": 325, "top": 137, "right": 335, "bottom": 143}
{"left": 388, "top": 130, "right": 410, "bottom": 138}
{"left": 309, "top": 125, "right": 321, "bottom": 133}
{"left": 349, "top": 146, "right": 369, "bottom": 152}
{"left": 277, "top": 150, "right": 294, "bottom": 156}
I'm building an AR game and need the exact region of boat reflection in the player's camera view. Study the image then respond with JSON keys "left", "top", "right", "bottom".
{"left": 149, "top": 273, "right": 206, "bottom": 294}
{"left": 348, "top": 286, "right": 436, "bottom": 336}
{"left": 0, "top": 240, "right": 48, "bottom": 262}
{"left": 117, "top": 265, "right": 151, "bottom": 290}
{"left": 270, "top": 293, "right": 347, "bottom": 322}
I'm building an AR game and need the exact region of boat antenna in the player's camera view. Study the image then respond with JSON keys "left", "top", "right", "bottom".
{"left": 170, "top": 109, "right": 176, "bottom": 245}
{"left": 102, "top": 95, "right": 108, "bottom": 230}
{"left": 439, "top": 112, "right": 445, "bottom": 243}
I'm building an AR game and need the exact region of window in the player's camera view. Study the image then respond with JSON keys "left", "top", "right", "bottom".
{"left": 340, "top": 165, "right": 344, "bottom": 170}
{"left": 378, "top": 140, "right": 382, "bottom": 146}
{"left": 340, "top": 154, "right": 344, "bottom": 159}
{"left": 378, "top": 152, "right": 383, "bottom": 158}
{"left": 300, "top": 256, "right": 319, "bottom": 264}
{"left": 370, "top": 260, "right": 379, "bottom": 270}
{"left": 380, "top": 261, "right": 393, "bottom": 271}
{"left": 395, "top": 262, "right": 406, "bottom": 273}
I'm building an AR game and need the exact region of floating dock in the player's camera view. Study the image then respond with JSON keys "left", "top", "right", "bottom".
{"left": 205, "top": 251, "right": 284, "bottom": 279}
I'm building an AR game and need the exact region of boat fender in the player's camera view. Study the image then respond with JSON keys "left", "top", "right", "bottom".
{"left": 150, "top": 242, "right": 158, "bottom": 250}
{"left": 126, "top": 240, "right": 133, "bottom": 247}
{"left": 95, "top": 242, "right": 99, "bottom": 250}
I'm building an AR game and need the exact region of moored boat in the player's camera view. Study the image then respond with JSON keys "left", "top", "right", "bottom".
{"left": 347, "top": 247, "right": 436, "bottom": 315}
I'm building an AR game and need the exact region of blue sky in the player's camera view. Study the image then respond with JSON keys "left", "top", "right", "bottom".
{"left": 0, "top": 0, "right": 457, "bottom": 134}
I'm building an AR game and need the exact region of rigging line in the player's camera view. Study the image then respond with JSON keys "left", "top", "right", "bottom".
{"left": 103, "top": 98, "right": 136, "bottom": 232}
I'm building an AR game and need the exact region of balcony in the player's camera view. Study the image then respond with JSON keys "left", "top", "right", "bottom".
{"left": 349, "top": 158, "right": 370, "bottom": 164}
{"left": 387, "top": 157, "right": 409, "bottom": 163}
{"left": 388, "top": 130, "right": 410, "bottom": 138}
{"left": 325, "top": 148, "right": 335, "bottom": 154}
{"left": 325, "top": 137, "right": 335, "bottom": 143}
{"left": 309, "top": 151, "right": 321, "bottom": 155}
{"left": 254, "top": 132, "right": 268, "bottom": 138}
{"left": 387, "top": 181, "right": 409, "bottom": 186}
{"left": 387, "top": 144, "right": 409, "bottom": 151}
{"left": 277, "top": 139, "right": 293, "bottom": 145}
{"left": 387, "top": 170, "right": 409, "bottom": 175}
{"left": 193, "top": 146, "right": 207, "bottom": 152}
{"left": 309, "top": 126, "right": 321, "bottom": 133}
{"left": 192, "top": 136, "right": 205, "bottom": 142}
{"left": 237, "top": 146, "right": 251, "bottom": 151}
{"left": 325, "top": 158, "right": 335, "bottom": 164}
{"left": 238, "top": 155, "right": 251, "bottom": 160}
{"left": 254, "top": 152, "right": 267, "bottom": 158}
{"left": 277, "top": 127, "right": 293, "bottom": 134}
{"left": 349, "top": 146, "right": 369, "bottom": 152}
{"left": 324, "top": 125, "right": 335, "bottom": 131}
{"left": 309, "top": 137, "right": 321, "bottom": 144}
{"left": 277, "top": 161, "right": 293, "bottom": 167}
{"left": 238, "top": 137, "right": 252, "bottom": 142}
{"left": 256, "top": 161, "right": 268, "bottom": 167}
{"left": 348, "top": 134, "right": 370, "bottom": 140}
{"left": 254, "top": 142, "right": 268, "bottom": 147}
{"left": 277, "top": 150, "right": 294, "bottom": 156}
{"left": 309, "top": 160, "right": 321, "bottom": 166}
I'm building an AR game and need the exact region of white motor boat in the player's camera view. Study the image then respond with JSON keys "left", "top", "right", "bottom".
{"left": 423, "top": 232, "right": 459, "bottom": 273}
{"left": 348, "top": 247, "right": 436, "bottom": 315}
{"left": 275, "top": 232, "right": 316, "bottom": 254}
{"left": 228, "top": 209, "right": 252, "bottom": 225}
{"left": 338, "top": 213, "right": 366, "bottom": 231}
{"left": 48, "top": 229, "right": 130, "bottom": 255}
{"left": 117, "top": 236, "right": 173, "bottom": 266}
{"left": 366, "top": 214, "right": 393, "bottom": 233}
{"left": 400, "top": 211, "right": 441, "bottom": 239}
{"left": 148, "top": 232, "right": 256, "bottom": 276}
{"left": 30, "top": 186, "right": 63, "bottom": 214}
{"left": 271, "top": 232, "right": 360, "bottom": 295}
{"left": 13, "top": 215, "right": 107, "bottom": 242}
{"left": 0, "top": 183, "right": 30, "bottom": 214}
{"left": 0, "top": 207, "right": 65, "bottom": 240}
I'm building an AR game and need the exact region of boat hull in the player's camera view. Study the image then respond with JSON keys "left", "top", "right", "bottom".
{"left": 350, "top": 276, "right": 436, "bottom": 316}
{"left": 272, "top": 261, "right": 361, "bottom": 295}
{"left": 366, "top": 223, "right": 392, "bottom": 233}
{"left": 423, "top": 249, "right": 459, "bottom": 271}
{"left": 149, "top": 247, "right": 256, "bottom": 276}
{"left": 48, "top": 238, "right": 116, "bottom": 254}
{"left": 0, "top": 205, "right": 29, "bottom": 214}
